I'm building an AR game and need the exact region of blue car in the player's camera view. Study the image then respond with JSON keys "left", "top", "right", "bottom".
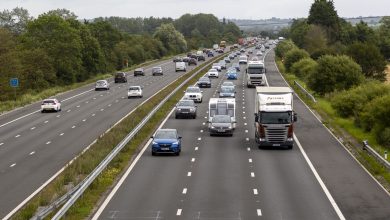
{"left": 151, "top": 129, "right": 182, "bottom": 156}
{"left": 227, "top": 69, "right": 238, "bottom": 80}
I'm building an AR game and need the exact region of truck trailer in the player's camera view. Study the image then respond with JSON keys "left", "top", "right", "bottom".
{"left": 254, "top": 87, "right": 297, "bottom": 149}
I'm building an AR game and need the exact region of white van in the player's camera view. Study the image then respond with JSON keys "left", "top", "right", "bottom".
{"left": 239, "top": 55, "right": 248, "bottom": 64}
{"left": 175, "top": 61, "right": 186, "bottom": 72}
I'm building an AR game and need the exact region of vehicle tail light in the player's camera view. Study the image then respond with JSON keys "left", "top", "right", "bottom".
{"left": 287, "top": 124, "right": 293, "bottom": 138}
{"left": 259, "top": 125, "right": 265, "bottom": 138}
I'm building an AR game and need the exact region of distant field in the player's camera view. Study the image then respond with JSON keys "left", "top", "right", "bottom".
{"left": 386, "top": 64, "right": 390, "bottom": 84}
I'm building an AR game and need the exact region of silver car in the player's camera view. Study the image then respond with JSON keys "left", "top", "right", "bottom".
{"left": 95, "top": 80, "right": 109, "bottom": 91}
{"left": 208, "top": 115, "right": 234, "bottom": 136}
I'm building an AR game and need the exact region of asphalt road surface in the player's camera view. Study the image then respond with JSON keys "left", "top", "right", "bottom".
{"left": 0, "top": 52, "right": 222, "bottom": 219}
{"left": 91, "top": 47, "right": 390, "bottom": 220}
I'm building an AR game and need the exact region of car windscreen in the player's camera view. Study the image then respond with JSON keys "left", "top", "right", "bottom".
{"left": 247, "top": 67, "right": 264, "bottom": 74}
{"left": 178, "top": 101, "right": 194, "bottom": 106}
{"left": 155, "top": 130, "right": 177, "bottom": 139}
{"left": 212, "top": 115, "right": 231, "bottom": 123}
{"left": 221, "top": 87, "right": 234, "bottom": 93}
{"left": 115, "top": 73, "right": 125, "bottom": 77}
{"left": 186, "top": 88, "right": 200, "bottom": 93}
{"left": 259, "top": 112, "right": 292, "bottom": 124}
{"left": 152, "top": 67, "right": 161, "bottom": 71}
{"left": 199, "top": 78, "right": 209, "bottom": 82}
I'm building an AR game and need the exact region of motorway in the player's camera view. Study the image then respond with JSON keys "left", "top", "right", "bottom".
{"left": 92, "top": 47, "right": 390, "bottom": 220}
{"left": 0, "top": 53, "right": 221, "bottom": 219}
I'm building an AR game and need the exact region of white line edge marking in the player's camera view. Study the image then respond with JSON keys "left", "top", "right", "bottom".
{"left": 273, "top": 59, "right": 390, "bottom": 197}
{"left": 176, "top": 209, "right": 182, "bottom": 216}
{"left": 91, "top": 108, "right": 176, "bottom": 220}
{"left": 295, "top": 134, "right": 345, "bottom": 220}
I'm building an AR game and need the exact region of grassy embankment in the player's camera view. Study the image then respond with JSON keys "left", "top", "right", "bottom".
{"left": 276, "top": 60, "right": 390, "bottom": 191}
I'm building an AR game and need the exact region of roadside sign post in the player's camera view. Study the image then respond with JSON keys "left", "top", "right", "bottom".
{"left": 10, "top": 78, "right": 19, "bottom": 102}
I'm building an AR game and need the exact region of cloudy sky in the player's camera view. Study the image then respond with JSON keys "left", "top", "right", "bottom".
{"left": 0, "top": 0, "right": 388, "bottom": 19}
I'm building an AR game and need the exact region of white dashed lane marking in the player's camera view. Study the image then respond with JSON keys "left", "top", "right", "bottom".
{"left": 182, "top": 188, "right": 187, "bottom": 194}
{"left": 100, "top": 109, "right": 104, "bottom": 111}
{"left": 44, "top": 120, "right": 49, "bottom": 123}
{"left": 191, "top": 158, "right": 195, "bottom": 162}
{"left": 67, "top": 109, "right": 71, "bottom": 112}
{"left": 82, "top": 119, "right": 86, "bottom": 122}
{"left": 72, "top": 125, "right": 76, "bottom": 129}
{"left": 30, "top": 127, "right": 36, "bottom": 130}
{"left": 10, "top": 163, "right": 16, "bottom": 168}
{"left": 245, "top": 130, "right": 248, "bottom": 133}
{"left": 60, "top": 133, "right": 64, "bottom": 136}
{"left": 249, "top": 158, "right": 253, "bottom": 163}
{"left": 92, "top": 113, "right": 96, "bottom": 116}
{"left": 247, "top": 147, "right": 251, "bottom": 151}
{"left": 29, "top": 151, "right": 35, "bottom": 155}
{"left": 251, "top": 172, "right": 255, "bottom": 178}
{"left": 253, "top": 189, "right": 258, "bottom": 195}
{"left": 257, "top": 209, "right": 262, "bottom": 216}
{"left": 46, "top": 141, "right": 51, "bottom": 145}
{"left": 56, "top": 115, "right": 61, "bottom": 118}
{"left": 187, "top": 172, "right": 192, "bottom": 177}
{"left": 0, "top": 143, "right": 4, "bottom": 146}
{"left": 176, "top": 209, "right": 182, "bottom": 216}
{"left": 197, "top": 137, "right": 201, "bottom": 141}
{"left": 76, "top": 105, "right": 80, "bottom": 108}
{"left": 195, "top": 147, "right": 199, "bottom": 151}
{"left": 15, "top": 135, "right": 20, "bottom": 138}
{"left": 246, "top": 138, "right": 250, "bottom": 141}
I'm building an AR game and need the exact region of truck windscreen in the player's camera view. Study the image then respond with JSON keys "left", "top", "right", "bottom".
{"left": 247, "top": 67, "right": 263, "bottom": 74}
{"left": 259, "top": 112, "right": 292, "bottom": 124}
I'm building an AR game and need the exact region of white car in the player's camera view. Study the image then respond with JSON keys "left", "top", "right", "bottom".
{"left": 222, "top": 81, "right": 235, "bottom": 87}
{"left": 207, "top": 68, "right": 219, "bottom": 78}
{"left": 239, "top": 55, "right": 248, "bottom": 64}
{"left": 256, "top": 51, "right": 263, "bottom": 56}
{"left": 128, "top": 86, "right": 143, "bottom": 98}
{"left": 212, "top": 63, "right": 222, "bottom": 72}
{"left": 41, "top": 98, "right": 61, "bottom": 113}
{"left": 184, "top": 86, "right": 203, "bottom": 103}
{"left": 175, "top": 61, "right": 186, "bottom": 72}
{"left": 95, "top": 80, "right": 109, "bottom": 91}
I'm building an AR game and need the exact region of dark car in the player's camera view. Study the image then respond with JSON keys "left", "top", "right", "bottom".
{"left": 152, "top": 66, "right": 163, "bottom": 76}
{"left": 188, "top": 58, "right": 198, "bottom": 65}
{"left": 151, "top": 129, "right": 182, "bottom": 156}
{"left": 197, "top": 77, "right": 211, "bottom": 88}
{"left": 197, "top": 54, "right": 205, "bottom": 61}
{"left": 232, "top": 63, "right": 240, "bottom": 71}
{"left": 173, "top": 57, "right": 182, "bottom": 62}
{"left": 182, "top": 57, "right": 190, "bottom": 63}
{"left": 134, "top": 68, "right": 144, "bottom": 76}
{"left": 224, "top": 57, "right": 231, "bottom": 63}
{"left": 208, "top": 115, "right": 234, "bottom": 136}
{"left": 114, "top": 72, "right": 127, "bottom": 83}
{"left": 218, "top": 86, "right": 236, "bottom": 98}
{"left": 190, "top": 54, "right": 197, "bottom": 59}
{"left": 175, "top": 99, "right": 197, "bottom": 119}
{"left": 207, "top": 51, "right": 214, "bottom": 57}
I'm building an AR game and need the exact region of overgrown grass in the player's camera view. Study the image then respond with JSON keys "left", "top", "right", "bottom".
{"left": 276, "top": 59, "right": 390, "bottom": 189}
{"left": 12, "top": 53, "right": 223, "bottom": 220}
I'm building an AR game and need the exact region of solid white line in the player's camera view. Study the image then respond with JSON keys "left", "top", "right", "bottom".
{"left": 251, "top": 172, "right": 255, "bottom": 178}
{"left": 294, "top": 134, "right": 345, "bottom": 220}
{"left": 182, "top": 188, "right": 187, "bottom": 194}
{"left": 176, "top": 209, "right": 182, "bottom": 216}
{"left": 30, "top": 127, "right": 36, "bottom": 130}
{"left": 257, "top": 209, "right": 262, "bottom": 216}
{"left": 253, "top": 189, "right": 258, "bottom": 195}
{"left": 10, "top": 163, "right": 16, "bottom": 168}
{"left": 0, "top": 110, "right": 40, "bottom": 129}
{"left": 187, "top": 172, "right": 192, "bottom": 177}
{"left": 91, "top": 108, "right": 176, "bottom": 220}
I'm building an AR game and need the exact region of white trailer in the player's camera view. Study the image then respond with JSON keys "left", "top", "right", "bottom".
{"left": 246, "top": 60, "right": 266, "bottom": 87}
{"left": 254, "top": 87, "right": 297, "bottom": 149}
{"left": 209, "top": 98, "right": 236, "bottom": 128}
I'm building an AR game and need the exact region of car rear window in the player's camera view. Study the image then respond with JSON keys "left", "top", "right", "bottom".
{"left": 129, "top": 87, "right": 140, "bottom": 90}
{"left": 43, "top": 100, "right": 55, "bottom": 104}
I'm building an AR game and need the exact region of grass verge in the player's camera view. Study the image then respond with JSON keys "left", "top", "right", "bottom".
{"left": 12, "top": 53, "right": 224, "bottom": 220}
{"left": 275, "top": 59, "right": 390, "bottom": 191}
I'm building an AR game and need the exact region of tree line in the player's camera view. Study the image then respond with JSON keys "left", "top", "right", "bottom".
{"left": 275, "top": 0, "right": 390, "bottom": 148}
{"left": 0, "top": 8, "right": 242, "bottom": 102}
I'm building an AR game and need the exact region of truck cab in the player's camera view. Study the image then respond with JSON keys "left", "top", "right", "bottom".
{"left": 246, "top": 61, "right": 266, "bottom": 87}
{"left": 254, "top": 87, "right": 297, "bottom": 149}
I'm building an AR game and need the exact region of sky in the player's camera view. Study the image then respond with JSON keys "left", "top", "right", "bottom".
{"left": 0, "top": 0, "right": 388, "bottom": 20}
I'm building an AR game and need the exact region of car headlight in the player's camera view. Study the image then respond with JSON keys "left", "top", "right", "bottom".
{"left": 190, "top": 108, "right": 195, "bottom": 112}
{"left": 152, "top": 141, "right": 158, "bottom": 145}
{"left": 211, "top": 126, "right": 215, "bottom": 129}
{"left": 172, "top": 141, "right": 179, "bottom": 145}
{"left": 177, "top": 108, "right": 181, "bottom": 111}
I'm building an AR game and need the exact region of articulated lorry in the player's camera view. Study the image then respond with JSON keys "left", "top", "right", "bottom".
{"left": 254, "top": 87, "right": 297, "bottom": 149}
{"left": 246, "top": 60, "right": 266, "bottom": 87}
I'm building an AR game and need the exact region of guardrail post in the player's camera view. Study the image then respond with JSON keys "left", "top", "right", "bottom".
{"left": 385, "top": 150, "right": 388, "bottom": 160}
{"left": 362, "top": 140, "right": 368, "bottom": 150}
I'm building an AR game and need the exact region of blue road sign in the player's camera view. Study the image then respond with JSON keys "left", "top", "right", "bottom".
{"left": 10, "top": 78, "right": 19, "bottom": 87}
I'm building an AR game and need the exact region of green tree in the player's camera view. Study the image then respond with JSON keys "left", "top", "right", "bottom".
{"left": 304, "top": 25, "right": 328, "bottom": 55}
{"left": 284, "top": 48, "right": 310, "bottom": 72}
{"left": 0, "top": 7, "right": 32, "bottom": 34}
{"left": 290, "top": 57, "right": 318, "bottom": 80}
{"left": 275, "top": 39, "right": 298, "bottom": 59}
{"left": 307, "top": 0, "right": 340, "bottom": 42}
{"left": 21, "top": 14, "right": 83, "bottom": 85}
{"left": 354, "top": 21, "right": 378, "bottom": 44}
{"left": 289, "top": 19, "right": 310, "bottom": 48}
{"left": 153, "top": 23, "right": 187, "bottom": 54}
{"left": 346, "top": 42, "right": 386, "bottom": 80}
{"left": 378, "top": 16, "right": 390, "bottom": 59}
{"left": 307, "top": 55, "right": 364, "bottom": 95}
